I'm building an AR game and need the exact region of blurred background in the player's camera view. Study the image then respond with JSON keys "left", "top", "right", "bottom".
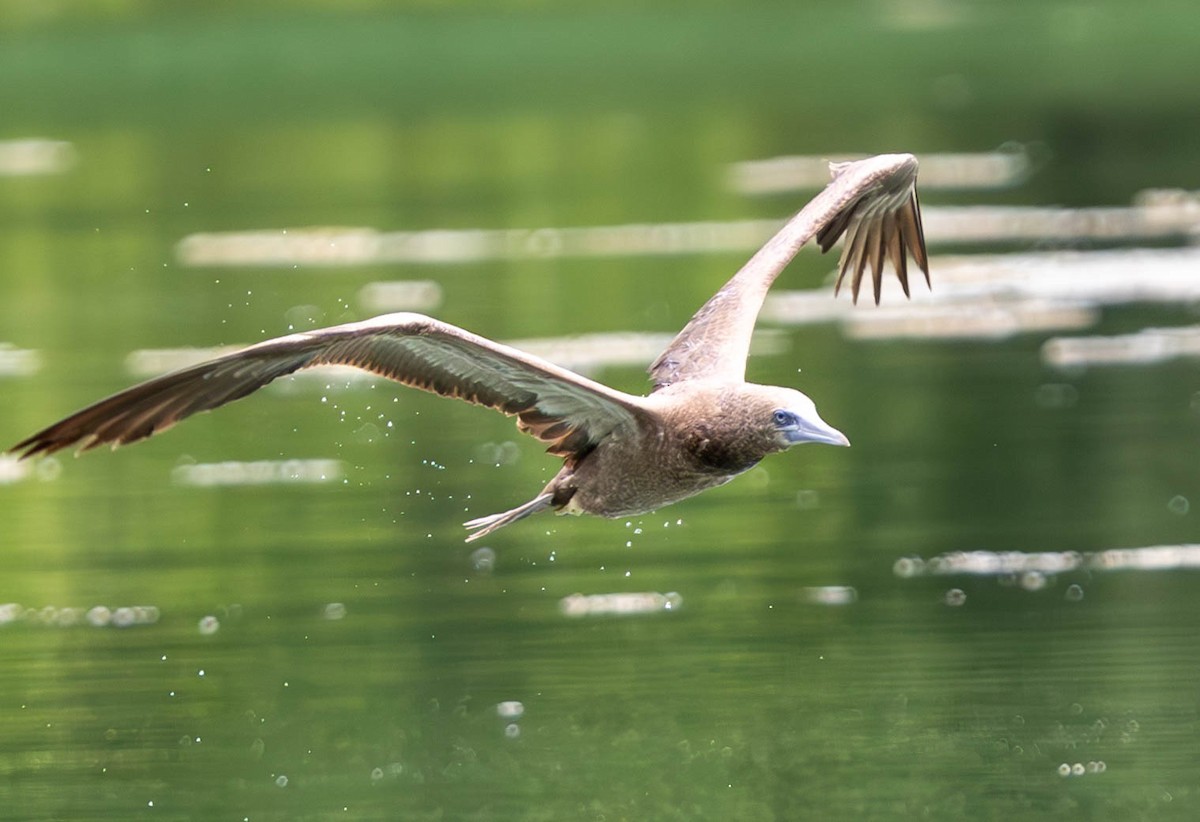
{"left": 2, "top": 1, "right": 1200, "bottom": 819}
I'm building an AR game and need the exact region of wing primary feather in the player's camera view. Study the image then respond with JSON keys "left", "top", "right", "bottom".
{"left": 867, "top": 218, "right": 885, "bottom": 305}
{"left": 845, "top": 216, "right": 871, "bottom": 305}
{"left": 899, "top": 190, "right": 930, "bottom": 286}
{"left": 817, "top": 205, "right": 853, "bottom": 253}
{"left": 833, "top": 217, "right": 859, "bottom": 298}
{"left": 882, "top": 212, "right": 909, "bottom": 298}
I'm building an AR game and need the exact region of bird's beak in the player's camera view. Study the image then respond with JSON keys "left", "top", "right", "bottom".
{"left": 785, "top": 412, "right": 850, "bottom": 448}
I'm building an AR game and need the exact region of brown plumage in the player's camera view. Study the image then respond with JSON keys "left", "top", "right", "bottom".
{"left": 9, "top": 153, "right": 930, "bottom": 541}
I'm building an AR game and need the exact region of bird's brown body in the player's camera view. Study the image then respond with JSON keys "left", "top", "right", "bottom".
{"left": 540, "top": 381, "right": 798, "bottom": 518}
{"left": 10, "top": 154, "right": 929, "bottom": 541}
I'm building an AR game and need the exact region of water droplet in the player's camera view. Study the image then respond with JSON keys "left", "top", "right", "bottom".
{"left": 1020, "top": 571, "right": 1047, "bottom": 591}
{"left": 86, "top": 606, "right": 111, "bottom": 627}
{"left": 470, "top": 547, "right": 496, "bottom": 573}
{"left": 1035, "top": 383, "right": 1079, "bottom": 409}
{"left": 496, "top": 701, "right": 524, "bottom": 720}
{"left": 796, "top": 489, "right": 820, "bottom": 509}
{"left": 893, "top": 557, "right": 925, "bottom": 578}
{"left": 943, "top": 588, "right": 967, "bottom": 607}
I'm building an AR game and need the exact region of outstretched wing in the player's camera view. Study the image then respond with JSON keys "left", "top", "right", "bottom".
{"left": 10, "top": 313, "right": 651, "bottom": 460}
{"left": 647, "top": 153, "right": 929, "bottom": 390}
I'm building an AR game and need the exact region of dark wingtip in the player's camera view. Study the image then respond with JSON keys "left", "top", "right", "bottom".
{"left": 7, "top": 437, "right": 48, "bottom": 461}
{"left": 908, "top": 189, "right": 931, "bottom": 289}
{"left": 8, "top": 432, "right": 77, "bottom": 461}
{"left": 896, "top": 252, "right": 911, "bottom": 299}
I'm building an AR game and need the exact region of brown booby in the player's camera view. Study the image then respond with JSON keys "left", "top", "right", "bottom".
{"left": 10, "top": 153, "right": 929, "bottom": 541}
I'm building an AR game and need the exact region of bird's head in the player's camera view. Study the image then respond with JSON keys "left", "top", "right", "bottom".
{"left": 649, "top": 381, "right": 850, "bottom": 470}
{"left": 753, "top": 386, "right": 850, "bottom": 451}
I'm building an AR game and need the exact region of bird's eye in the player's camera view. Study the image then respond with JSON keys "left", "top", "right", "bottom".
{"left": 772, "top": 410, "right": 794, "bottom": 427}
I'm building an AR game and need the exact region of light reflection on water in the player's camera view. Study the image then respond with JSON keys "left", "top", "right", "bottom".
{"left": 895, "top": 543, "right": 1200, "bottom": 578}
{"left": 728, "top": 147, "right": 1034, "bottom": 195}
{"left": 171, "top": 198, "right": 1200, "bottom": 268}
{"left": 764, "top": 247, "right": 1200, "bottom": 340}
{"left": 1044, "top": 325, "right": 1200, "bottom": 368}
{"left": 171, "top": 458, "right": 344, "bottom": 487}
{"left": 0, "top": 343, "right": 41, "bottom": 376}
{"left": 0, "top": 139, "right": 76, "bottom": 176}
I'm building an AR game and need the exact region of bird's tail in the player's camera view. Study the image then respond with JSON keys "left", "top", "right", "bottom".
{"left": 463, "top": 492, "right": 555, "bottom": 543}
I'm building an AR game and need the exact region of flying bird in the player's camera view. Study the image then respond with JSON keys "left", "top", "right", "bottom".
{"left": 10, "top": 153, "right": 929, "bottom": 541}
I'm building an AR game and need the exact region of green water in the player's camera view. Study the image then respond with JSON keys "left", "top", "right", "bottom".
{"left": 3, "top": 3, "right": 1200, "bottom": 820}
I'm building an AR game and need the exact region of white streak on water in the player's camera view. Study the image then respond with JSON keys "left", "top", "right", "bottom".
{"left": 0, "top": 140, "right": 75, "bottom": 176}
{"left": 171, "top": 459, "right": 343, "bottom": 487}
{"left": 1043, "top": 325, "right": 1200, "bottom": 368}
{"left": 729, "top": 148, "right": 1032, "bottom": 195}
{"left": 895, "top": 544, "right": 1200, "bottom": 578}
{"left": 559, "top": 591, "right": 682, "bottom": 618}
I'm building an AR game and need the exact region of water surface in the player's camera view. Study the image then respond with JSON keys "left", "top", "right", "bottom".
{"left": 3, "top": 3, "right": 1200, "bottom": 820}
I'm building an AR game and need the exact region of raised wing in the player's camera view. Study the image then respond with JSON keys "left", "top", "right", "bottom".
{"left": 647, "top": 153, "right": 929, "bottom": 390}
{"left": 10, "top": 313, "right": 650, "bottom": 461}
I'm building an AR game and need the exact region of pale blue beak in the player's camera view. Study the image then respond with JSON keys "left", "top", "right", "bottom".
{"left": 784, "top": 413, "right": 850, "bottom": 447}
